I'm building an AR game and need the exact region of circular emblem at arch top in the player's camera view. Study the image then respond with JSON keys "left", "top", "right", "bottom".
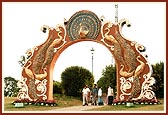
{"left": 67, "top": 10, "right": 101, "bottom": 41}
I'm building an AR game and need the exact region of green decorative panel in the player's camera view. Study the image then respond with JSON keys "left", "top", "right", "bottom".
{"left": 67, "top": 10, "right": 101, "bottom": 40}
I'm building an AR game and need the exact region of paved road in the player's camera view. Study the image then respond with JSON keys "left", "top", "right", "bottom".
{"left": 47, "top": 104, "right": 105, "bottom": 112}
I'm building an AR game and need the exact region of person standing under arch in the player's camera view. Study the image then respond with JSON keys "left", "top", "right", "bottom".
{"left": 82, "top": 85, "right": 90, "bottom": 106}
{"left": 91, "top": 84, "right": 98, "bottom": 105}
{"left": 98, "top": 86, "right": 104, "bottom": 105}
{"left": 107, "top": 86, "right": 114, "bottom": 105}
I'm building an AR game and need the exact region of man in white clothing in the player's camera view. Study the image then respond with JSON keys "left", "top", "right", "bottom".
{"left": 82, "top": 85, "right": 90, "bottom": 106}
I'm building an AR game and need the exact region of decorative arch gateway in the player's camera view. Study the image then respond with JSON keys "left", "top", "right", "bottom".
{"left": 17, "top": 10, "right": 156, "bottom": 104}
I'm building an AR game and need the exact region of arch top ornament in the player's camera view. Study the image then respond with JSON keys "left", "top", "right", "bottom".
{"left": 67, "top": 10, "right": 101, "bottom": 40}
{"left": 17, "top": 10, "right": 157, "bottom": 105}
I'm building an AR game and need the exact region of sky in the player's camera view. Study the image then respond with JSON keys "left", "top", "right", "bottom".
{"left": 2, "top": 2, "right": 166, "bottom": 83}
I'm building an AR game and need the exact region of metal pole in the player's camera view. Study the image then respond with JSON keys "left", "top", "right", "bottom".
{"left": 90, "top": 47, "right": 95, "bottom": 75}
{"left": 115, "top": 4, "right": 118, "bottom": 23}
{"left": 91, "top": 52, "right": 93, "bottom": 74}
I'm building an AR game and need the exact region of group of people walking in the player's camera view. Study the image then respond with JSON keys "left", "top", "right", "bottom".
{"left": 82, "top": 84, "right": 114, "bottom": 106}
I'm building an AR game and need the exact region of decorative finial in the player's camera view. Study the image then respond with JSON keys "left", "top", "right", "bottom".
{"left": 64, "top": 18, "right": 68, "bottom": 25}
{"left": 100, "top": 15, "right": 105, "bottom": 22}
{"left": 41, "top": 25, "right": 49, "bottom": 33}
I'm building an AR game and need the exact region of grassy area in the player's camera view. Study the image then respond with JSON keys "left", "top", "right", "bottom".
{"left": 3, "top": 96, "right": 164, "bottom": 112}
{"left": 86, "top": 98, "right": 164, "bottom": 111}
{"left": 53, "top": 94, "right": 82, "bottom": 107}
{"left": 3, "top": 94, "right": 82, "bottom": 111}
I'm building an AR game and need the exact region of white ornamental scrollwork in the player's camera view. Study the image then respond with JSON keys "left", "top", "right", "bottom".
{"left": 17, "top": 77, "right": 32, "bottom": 101}
{"left": 18, "top": 46, "right": 38, "bottom": 67}
{"left": 26, "top": 46, "right": 38, "bottom": 59}
{"left": 35, "top": 79, "right": 47, "bottom": 100}
{"left": 119, "top": 77, "right": 132, "bottom": 100}
{"left": 132, "top": 63, "right": 156, "bottom": 100}
{"left": 133, "top": 42, "right": 148, "bottom": 62}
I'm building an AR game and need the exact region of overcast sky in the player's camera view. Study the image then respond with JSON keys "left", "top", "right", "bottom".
{"left": 2, "top": 2, "right": 166, "bottom": 83}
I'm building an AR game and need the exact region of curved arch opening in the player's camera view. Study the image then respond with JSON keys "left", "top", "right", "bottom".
{"left": 53, "top": 41, "right": 114, "bottom": 83}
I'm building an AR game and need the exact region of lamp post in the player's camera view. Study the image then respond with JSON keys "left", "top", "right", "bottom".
{"left": 90, "top": 47, "right": 95, "bottom": 76}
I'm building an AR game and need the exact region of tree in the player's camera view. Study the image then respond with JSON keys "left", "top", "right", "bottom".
{"left": 4, "top": 76, "right": 19, "bottom": 97}
{"left": 151, "top": 62, "right": 164, "bottom": 98}
{"left": 61, "top": 66, "right": 94, "bottom": 97}
{"left": 97, "top": 64, "right": 116, "bottom": 94}
{"left": 53, "top": 80, "right": 62, "bottom": 94}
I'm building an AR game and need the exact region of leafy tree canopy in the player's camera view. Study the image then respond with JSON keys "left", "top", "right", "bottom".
{"left": 151, "top": 62, "right": 164, "bottom": 98}
{"left": 61, "top": 66, "right": 94, "bottom": 97}
{"left": 97, "top": 64, "right": 116, "bottom": 94}
{"left": 4, "top": 76, "right": 19, "bottom": 97}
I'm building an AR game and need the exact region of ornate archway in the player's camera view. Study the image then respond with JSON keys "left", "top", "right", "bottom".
{"left": 17, "top": 10, "right": 156, "bottom": 104}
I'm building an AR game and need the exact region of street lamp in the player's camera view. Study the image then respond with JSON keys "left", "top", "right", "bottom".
{"left": 90, "top": 47, "right": 95, "bottom": 75}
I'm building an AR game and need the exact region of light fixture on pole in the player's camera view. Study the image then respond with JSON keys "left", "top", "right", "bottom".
{"left": 90, "top": 47, "right": 95, "bottom": 75}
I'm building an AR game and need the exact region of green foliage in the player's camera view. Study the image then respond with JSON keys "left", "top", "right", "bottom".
{"left": 53, "top": 81, "right": 62, "bottom": 94}
{"left": 97, "top": 64, "right": 116, "bottom": 94}
{"left": 61, "top": 66, "right": 94, "bottom": 97}
{"left": 4, "top": 76, "right": 19, "bottom": 97}
{"left": 151, "top": 62, "right": 164, "bottom": 98}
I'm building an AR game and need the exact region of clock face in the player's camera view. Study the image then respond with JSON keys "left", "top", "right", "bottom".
{"left": 67, "top": 10, "right": 101, "bottom": 41}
